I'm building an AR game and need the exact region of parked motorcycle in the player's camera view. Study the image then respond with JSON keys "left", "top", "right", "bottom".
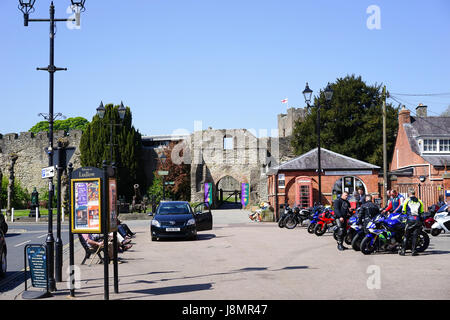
{"left": 351, "top": 213, "right": 384, "bottom": 251}
{"left": 284, "top": 206, "right": 300, "bottom": 229}
{"left": 431, "top": 209, "right": 450, "bottom": 236}
{"left": 332, "top": 209, "right": 360, "bottom": 245}
{"left": 314, "top": 208, "right": 335, "bottom": 236}
{"left": 278, "top": 205, "right": 291, "bottom": 228}
{"left": 360, "top": 213, "right": 429, "bottom": 255}
{"left": 307, "top": 205, "right": 325, "bottom": 234}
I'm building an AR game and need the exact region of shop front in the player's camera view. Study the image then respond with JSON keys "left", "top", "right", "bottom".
{"left": 267, "top": 148, "right": 380, "bottom": 220}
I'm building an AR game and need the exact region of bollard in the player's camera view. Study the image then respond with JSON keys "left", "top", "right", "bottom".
{"left": 62, "top": 207, "right": 65, "bottom": 223}
{"left": 11, "top": 208, "right": 14, "bottom": 223}
{"left": 36, "top": 207, "right": 39, "bottom": 223}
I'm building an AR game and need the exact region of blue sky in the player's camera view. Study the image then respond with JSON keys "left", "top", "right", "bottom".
{"left": 1, "top": 0, "right": 449, "bottom": 136}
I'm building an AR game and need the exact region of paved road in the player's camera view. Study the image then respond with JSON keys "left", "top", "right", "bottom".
{"left": 8, "top": 209, "right": 449, "bottom": 300}
{"left": 0, "top": 222, "right": 70, "bottom": 294}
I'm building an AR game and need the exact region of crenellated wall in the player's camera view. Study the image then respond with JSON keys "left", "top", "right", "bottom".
{"left": 0, "top": 130, "right": 82, "bottom": 194}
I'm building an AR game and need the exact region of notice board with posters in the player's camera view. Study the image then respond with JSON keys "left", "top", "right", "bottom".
{"left": 71, "top": 167, "right": 104, "bottom": 234}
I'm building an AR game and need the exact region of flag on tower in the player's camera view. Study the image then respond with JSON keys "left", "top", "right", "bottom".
{"left": 281, "top": 98, "right": 288, "bottom": 104}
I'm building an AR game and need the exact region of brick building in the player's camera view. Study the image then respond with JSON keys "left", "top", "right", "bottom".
{"left": 267, "top": 148, "right": 380, "bottom": 219}
{"left": 389, "top": 104, "right": 450, "bottom": 207}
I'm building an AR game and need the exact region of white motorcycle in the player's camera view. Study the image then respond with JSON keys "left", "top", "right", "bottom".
{"left": 431, "top": 210, "right": 450, "bottom": 236}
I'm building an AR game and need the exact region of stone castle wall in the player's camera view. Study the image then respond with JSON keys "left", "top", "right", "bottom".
{"left": 0, "top": 130, "right": 82, "bottom": 194}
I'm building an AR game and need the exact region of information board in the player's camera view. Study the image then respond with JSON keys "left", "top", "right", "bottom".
{"left": 25, "top": 245, "right": 48, "bottom": 289}
{"left": 71, "top": 178, "right": 102, "bottom": 233}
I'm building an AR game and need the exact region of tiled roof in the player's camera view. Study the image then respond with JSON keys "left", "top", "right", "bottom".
{"left": 269, "top": 148, "right": 379, "bottom": 173}
{"left": 405, "top": 116, "right": 450, "bottom": 156}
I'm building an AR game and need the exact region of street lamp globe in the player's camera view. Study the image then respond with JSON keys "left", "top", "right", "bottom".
{"left": 96, "top": 101, "right": 106, "bottom": 119}
{"left": 18, "top": 0, "right": 36, "bottom": 11}
{"left": 118, "top": 101, "right": 126, "bottom": 120}
{"left": 324, "top": 82, "right": 333, "bottom": 102}
{"left": 71, "top": 0, "right": 86, "bottom": 11}
{"left": 302, "top": 82, "right": 313, "bottom": 105}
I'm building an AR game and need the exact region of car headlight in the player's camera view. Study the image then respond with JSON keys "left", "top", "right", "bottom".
{"left": 151, "top": 219, "right": 161, "bottom": 227}
{"left": 186, "top": 219, "right": 196, "bottom": 226}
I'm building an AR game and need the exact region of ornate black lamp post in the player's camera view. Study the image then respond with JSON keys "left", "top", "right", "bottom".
{"left": 302, "top": 82, "right": 333, "bottom": 204}
{"left": 18, "top": 0, "right": 87, "bottom": 292}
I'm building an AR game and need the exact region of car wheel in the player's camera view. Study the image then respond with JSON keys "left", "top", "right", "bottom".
{"left": 0, "top": 249, "right": 6, "bottom": 277}
{"left": 151, "top": 236, "right": 157, "bottom": 241}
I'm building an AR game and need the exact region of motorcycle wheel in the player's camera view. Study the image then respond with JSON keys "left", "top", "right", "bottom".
{"left": 415, "top": 231, "right": 430, "bottom": 252}
{"left": 344, "top": 230, "right": 354, "bottom": 245}
{"left": 285, "top": 216, "right": 298, "bottom": 229}
{"left": 278, "top": 217, "right": 286, "bottom": 228}
{"left": 360, "top": 236, "right": 377, "bottom": 255}
{"left": 314, "top": 223, "right": 327, "bottom": 236}
{"left": 351, "top": 233, "right": 364, "bottom": 251}
{"left": 431, "top": 228, "right": 442, "bottom": 237}
{"left": 307, "top": 223, "right": 316, "bottom": 234}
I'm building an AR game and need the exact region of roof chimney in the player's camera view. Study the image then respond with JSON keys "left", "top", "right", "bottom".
{"left": 399, "top": 105, "right": 411, "bottom": 125}
{"left": 416, "top": 103, "right": 427, "bottom": 117}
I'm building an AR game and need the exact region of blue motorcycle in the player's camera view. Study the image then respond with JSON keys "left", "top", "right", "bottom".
{"left": 360, "top": 213, "right": 430, "bottom": 255}
{"left": 307, "top": 205, "right": 325, "bottom": 234}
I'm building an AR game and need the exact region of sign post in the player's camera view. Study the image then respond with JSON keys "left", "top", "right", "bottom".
{"left": 69, "top": 165, "right": 113, "bottom": 300}
{"left": 22, "top": 244, "right": 52, "bottom": 299}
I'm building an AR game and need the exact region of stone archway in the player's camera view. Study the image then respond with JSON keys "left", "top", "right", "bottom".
{"left": 216, "top": 175, "right": 242, "bottom": 209}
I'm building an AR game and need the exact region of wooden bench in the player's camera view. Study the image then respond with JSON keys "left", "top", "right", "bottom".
{"left": 78, "top": 234, "right": 104, "bottom": 265}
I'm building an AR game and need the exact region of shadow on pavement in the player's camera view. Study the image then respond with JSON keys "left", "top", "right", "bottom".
{"left": 125, "top": 282, "right": 213, "bottom": 296}
{"left": 5, "top": 233, "right": 21, "bottom": 238}
{"left": 418, "top": 250, "right": 450, "bottom": 256}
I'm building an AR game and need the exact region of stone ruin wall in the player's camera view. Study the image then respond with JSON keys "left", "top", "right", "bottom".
{"left": 0, "top": 130, "right": 82, "bottom": 194}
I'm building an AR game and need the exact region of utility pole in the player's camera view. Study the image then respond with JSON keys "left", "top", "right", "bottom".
{"left": 382, "top": 85, "right": 388, "bottom": 204}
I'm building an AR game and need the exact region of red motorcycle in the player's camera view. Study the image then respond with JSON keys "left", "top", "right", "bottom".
{"left": 314, "top": 208, "right": 336, "bottom": 236}
{"left": 422, "top": 204, "right": 440, "bottom": 233}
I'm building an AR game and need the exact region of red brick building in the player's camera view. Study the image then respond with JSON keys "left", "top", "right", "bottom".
{"left": 389, "top": 104, "right": 450, "bottom": 207}
{"left": 267, "top": 148, "right": 380, "bottom": 219}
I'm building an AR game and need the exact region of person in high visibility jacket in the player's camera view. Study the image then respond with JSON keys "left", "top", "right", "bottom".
{"left": 400, "top": 190, "right": 424, "bottom": 256}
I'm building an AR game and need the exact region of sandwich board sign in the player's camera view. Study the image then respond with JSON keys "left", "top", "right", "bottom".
{"left": 22, "top": 244, "right": 51, "bottom": 299}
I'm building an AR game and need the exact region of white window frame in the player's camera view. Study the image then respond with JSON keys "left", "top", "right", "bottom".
{"left": 278, "top": 174, "right": 286, "bottom": 189}
{"left": 421, "top": 138, "right": 450, "bottom": 154}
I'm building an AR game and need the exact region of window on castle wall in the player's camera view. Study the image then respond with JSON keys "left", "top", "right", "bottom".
{"left": 224, "top": 137, "right": 233, "bottom": 150}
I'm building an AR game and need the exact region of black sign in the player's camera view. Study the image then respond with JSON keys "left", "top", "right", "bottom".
{"left": 72, "top": 166, "right": 103, "bottom": 179}
{"left": 25, "top": 245, "right": 48, "bottom": 289}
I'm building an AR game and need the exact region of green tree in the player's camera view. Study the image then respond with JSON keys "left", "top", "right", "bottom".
{"left": 291, "top": 75, "right": 399, "bottom": 167}
{"left": 79, "top": 103, "right": 144, "bottom": 201}
{"left": 147, "top": 172, "right": 173, "bottom": 204}
{"left": 29, "top": 117, "right": 89, "bottom": 133}
{"left": 1, "top": 177, "right": 31, "bottom": 210}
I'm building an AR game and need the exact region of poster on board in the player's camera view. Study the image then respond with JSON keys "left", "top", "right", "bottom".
{"left": 72, "top": 178, "right": 102, "bottom": 234}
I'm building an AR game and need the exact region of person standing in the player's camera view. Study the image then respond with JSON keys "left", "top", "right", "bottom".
{"left": 360, "top": 194, "right": 380, "bottom": 222}
{"left": 356, "top": 187, "right": 367, "bottom": 208}
{"left": 333, "top": 191, "right": 351, "bottom": 251}
{"left": 399, "top": 190, "right": 424, "bottom": 256}
{"left": 383, "top": 190, "right": 404, "bottom": 215}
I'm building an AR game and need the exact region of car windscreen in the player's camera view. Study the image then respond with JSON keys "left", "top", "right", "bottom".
{"left": 157, "top": 203, "right": 192, "bottom": 215}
